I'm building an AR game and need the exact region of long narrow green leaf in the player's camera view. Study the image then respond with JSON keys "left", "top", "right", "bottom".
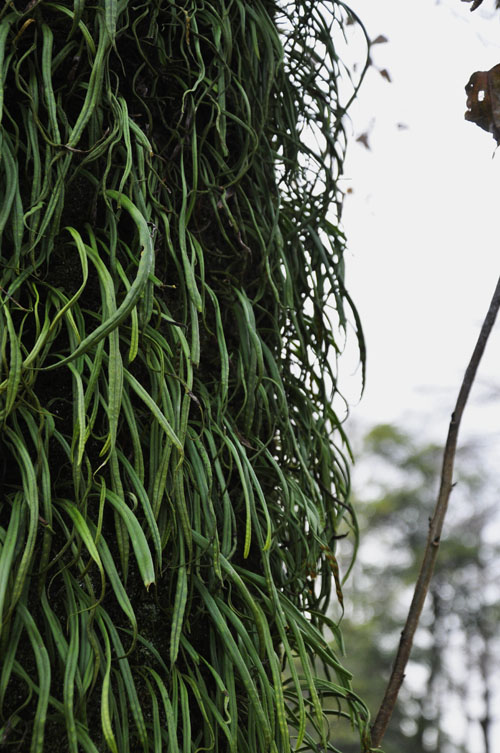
{"left": 170, "top": 539, "right": 187, "bottom": 665}
{"left": 100, "top": 608, "right": 149, "bottom": 751}
{"left": 17, "top": 603, "right": 51, "bottom": 753}
{"left": 105, "top": 489, "right": 155, "bottom": 589}
{"left": 0, "top": 493, "right": 21, "bottom": 624}
{"left": 61, "top": 571, "right": 80, "bottom": 753}
{"left": 194, "top": 578, "right": 271, "bottom": 749}
{"left": 3, "top": 426, "right": 39, "bottom": 616}
{"left": 57, "top": 498, "right": 106, "bottom": 601}
{"left": 43, "top": 194, "right": 154, "bottom": 369}
{"left": 97, "top": 615, "right": 119, "bottom": 753}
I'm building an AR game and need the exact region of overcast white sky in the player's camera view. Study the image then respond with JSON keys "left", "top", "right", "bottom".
{"left": 339, "top": 2, "right": 500, "bottom": 750}
{"left": 342, "top": 0, "right": 500, "bottom": 454}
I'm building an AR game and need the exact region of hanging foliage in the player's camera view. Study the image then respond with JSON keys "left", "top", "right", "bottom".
{"left": 0, "top": 1, "right": 370, "bottom": 751}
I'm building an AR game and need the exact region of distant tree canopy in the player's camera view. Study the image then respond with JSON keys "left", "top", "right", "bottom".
{"left": 0, "top": 2, "right": 370, "bottom": 752}
{"left": 336, "top": 425, "right": 500, "bottom": 753}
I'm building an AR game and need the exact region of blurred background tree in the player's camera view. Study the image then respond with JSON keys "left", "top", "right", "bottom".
{"left": 333, "top": 424, "right": 500, "bottom": 753}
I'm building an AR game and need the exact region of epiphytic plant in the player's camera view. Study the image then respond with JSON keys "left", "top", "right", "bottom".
{"left": 0, "top": 2, "right": 369, "bottom": 751}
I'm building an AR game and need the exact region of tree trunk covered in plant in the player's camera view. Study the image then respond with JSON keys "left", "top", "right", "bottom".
{"left": 0, "top": 2, "right": 369, "bottom": 751}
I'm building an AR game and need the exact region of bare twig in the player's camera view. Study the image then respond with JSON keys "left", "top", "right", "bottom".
{"left": 370, "top": 274, "right": 500, "bottom": 751}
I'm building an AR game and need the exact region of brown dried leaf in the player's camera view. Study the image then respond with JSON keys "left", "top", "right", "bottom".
{"left": 465, "top": 63, "right": 500, "bottom": 143}
{"left": 462, "top": 0, "right": 485, "bottom": 10}
{"left": 356, "top": 132, "right": 370, "bottom": 150}
{"left": 379, "top": 68, "right": 392, "bottom": 83}
{"left": 371, "top": 34, "right": 389, "bottom": 45}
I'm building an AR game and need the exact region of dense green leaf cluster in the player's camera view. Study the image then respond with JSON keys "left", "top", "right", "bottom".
{"left": 0, "top": 1, "right": 369, "bottom": 751}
